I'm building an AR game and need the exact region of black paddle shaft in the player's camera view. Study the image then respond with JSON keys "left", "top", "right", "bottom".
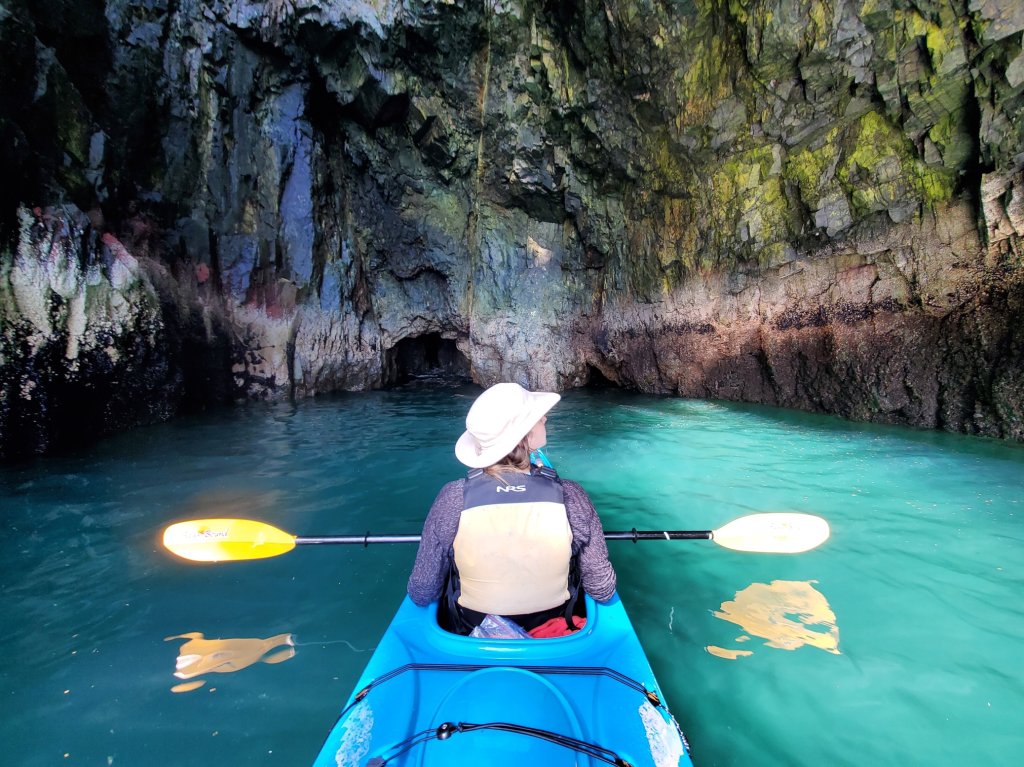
{"left": 296, "top": 534, "right": 422, "bottom": 547}
{"left": 604, "top": 529, "right": 713, "bottom": 542}
{"left": 294, "top": 530, "right": 713, "bottom": 547}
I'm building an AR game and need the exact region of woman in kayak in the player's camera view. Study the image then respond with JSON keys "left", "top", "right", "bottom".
{"left": 407, "top": 382, "right": 617, "bottom": 635}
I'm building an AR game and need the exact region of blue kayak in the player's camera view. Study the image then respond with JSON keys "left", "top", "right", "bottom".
{"left": 312, "top": 593, "right": 693, "bottom": 766}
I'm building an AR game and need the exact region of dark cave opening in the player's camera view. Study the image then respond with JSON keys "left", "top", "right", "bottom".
{"left": 385, "top": 333, "right": 471, "bottom": 386}
{"left": 585, "top": 365, "right": 621, "bottom": 389}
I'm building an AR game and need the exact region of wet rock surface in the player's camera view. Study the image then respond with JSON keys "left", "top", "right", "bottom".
{"left": 0, "top": 206, "right": 230, "bottom": 458}
{"left": 1, "top": 0, "right": 1022, "bottom": 456}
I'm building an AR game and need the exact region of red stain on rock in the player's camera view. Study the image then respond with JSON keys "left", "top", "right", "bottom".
{"left": 101, "top": 232, "right": 125, "bottom": 255}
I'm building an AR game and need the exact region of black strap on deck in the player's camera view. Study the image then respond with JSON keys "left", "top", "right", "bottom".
{"left": 343, "top": 661, "right": 662, "bottom": 719}
{"left": 366, "top": 720, "right": 635, "bottom": 767}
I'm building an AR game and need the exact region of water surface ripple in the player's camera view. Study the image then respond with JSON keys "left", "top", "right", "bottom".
{"left": 2, "top": 388, "right": 1022, "bottom": 766}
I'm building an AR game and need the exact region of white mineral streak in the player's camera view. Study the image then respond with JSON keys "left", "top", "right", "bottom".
{"left": 7, "top": 207, "right": 160, "bottom": 365}
{"left": 11, "top": 208, "right": 56, "bottom": 340}
{"left": 65, "top": 290, "right": 87, "bottom": 359}
{"left": 639, "top": 700, "right": 685, "bottom": 767}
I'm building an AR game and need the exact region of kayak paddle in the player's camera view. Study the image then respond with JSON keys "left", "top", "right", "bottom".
{"left": 162, "top": 512, "right": 829, "bottom": 562}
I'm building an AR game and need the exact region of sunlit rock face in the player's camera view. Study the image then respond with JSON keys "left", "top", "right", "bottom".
{"left": 1, "top": 0, "right": 1022, "bottom": 456}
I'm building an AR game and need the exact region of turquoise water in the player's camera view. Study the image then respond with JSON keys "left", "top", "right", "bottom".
{"left": 2, "top": 386, "right": 1023, "bottom": 766}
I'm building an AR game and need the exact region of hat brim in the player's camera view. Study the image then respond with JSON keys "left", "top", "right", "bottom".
{"left": 454, "top": 390, "right": 560, "bottom": 468}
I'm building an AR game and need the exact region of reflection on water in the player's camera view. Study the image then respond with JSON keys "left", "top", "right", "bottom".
{"left": 706, "top": 580, "right": 840, "bottom": 659}
{"left": 166, "top": 632, "right": 295, "bottom": 693}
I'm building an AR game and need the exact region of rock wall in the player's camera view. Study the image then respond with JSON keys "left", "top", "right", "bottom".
{"left": 0, "top": 206, "right": 232, "bottom": 456}
{"left": 593, "top": 202, "right": 1023, "bottom": 437}
{"left": 1, "top": 0, "right": 1022, "bottom": 457}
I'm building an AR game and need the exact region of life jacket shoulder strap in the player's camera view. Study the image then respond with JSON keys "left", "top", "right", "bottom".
{"left": 532, "top": 465, "right": 559, "bottom": 481}
{"left": 465, "top": 466, "right": 559, "bottom": 481}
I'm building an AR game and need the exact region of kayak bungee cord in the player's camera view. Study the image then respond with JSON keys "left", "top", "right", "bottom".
{"left": 366, "top": 720, "right": 635, "bottom": 767}
{"left": 342, "top": 663, "right": 664, "bottom": 766}
{"left": 362, "top": 726, "right": 436, "bottom": 766}
{"left": 340, "top": 662, "right": 663, "bottom": 720}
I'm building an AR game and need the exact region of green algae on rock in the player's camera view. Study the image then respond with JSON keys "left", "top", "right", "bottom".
{"left": 1, "top": 0, "right": 1022, "bottom": 456}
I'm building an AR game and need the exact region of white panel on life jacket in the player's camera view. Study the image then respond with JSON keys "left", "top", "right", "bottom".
{"left": 453, "top": 500, "right": 572, "bottom": 615}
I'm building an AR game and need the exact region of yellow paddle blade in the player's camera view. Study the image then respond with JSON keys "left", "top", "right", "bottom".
{"left": 711, "top": 513, "right": 830, "bottom": 554}
{"left": 162, "top": 519, "right": 297, "bottom": 562}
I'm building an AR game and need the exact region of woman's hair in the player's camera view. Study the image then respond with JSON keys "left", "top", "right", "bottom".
{"left": 484, "top": 436, "right": 532, "bottom": 478}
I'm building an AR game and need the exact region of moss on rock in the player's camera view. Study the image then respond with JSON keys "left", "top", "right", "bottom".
{"left": 838, "top": 111, "right": 956, "bottom": 218}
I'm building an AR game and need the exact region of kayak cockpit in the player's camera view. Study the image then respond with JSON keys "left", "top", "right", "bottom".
{"left": 312, "top": 594, "right": 692, "bottom": 767}
{"left": 434, "top": 585, "right": 589, "bottom": 639}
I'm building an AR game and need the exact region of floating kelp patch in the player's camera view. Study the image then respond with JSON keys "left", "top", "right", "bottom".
{"left": 166, "top": 632, "right": 295, "bottom": 692}
{"left": 170, "top": 680, "right": 207, "bottom": 693}
{"left": 705, "top": 646, "right": 753, "bottom": 660}
{"left": 706, "top": 580, "right": 839, "bottom": 658}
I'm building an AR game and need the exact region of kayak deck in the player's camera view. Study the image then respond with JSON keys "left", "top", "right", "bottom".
{"left": 312, "top": 593, "right": 693, "bottom": 766}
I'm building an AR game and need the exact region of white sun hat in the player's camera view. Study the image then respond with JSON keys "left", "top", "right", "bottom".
{"left": 455, "top": 383, "right": 561, "bottom": 468}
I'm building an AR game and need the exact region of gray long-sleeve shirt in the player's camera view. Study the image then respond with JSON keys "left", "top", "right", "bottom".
{"left": 407, "top": 478, "right": 617, "bottom": 607}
